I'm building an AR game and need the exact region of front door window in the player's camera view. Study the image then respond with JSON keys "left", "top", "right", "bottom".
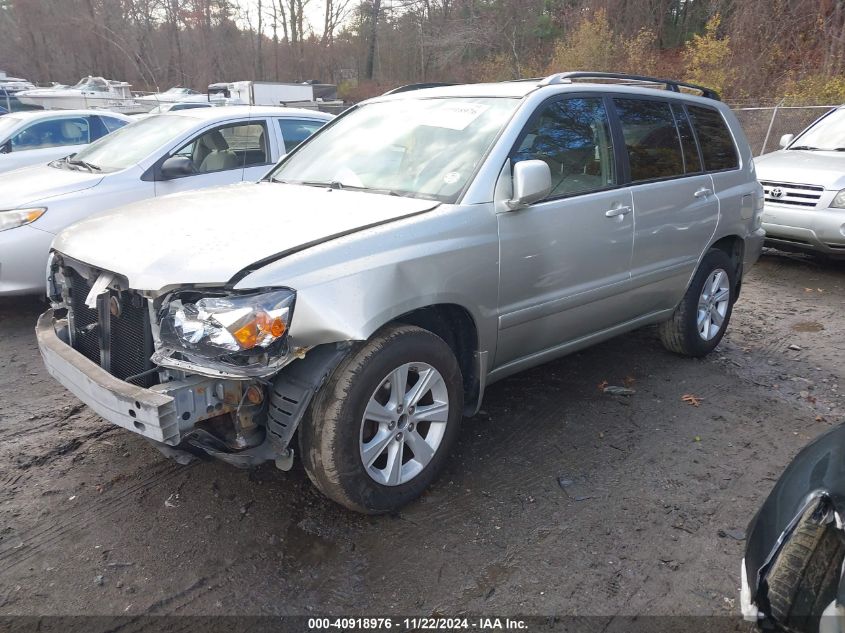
{"left": 174, "top": 122, "right": 268, "bottom": 175}
{"left": 512, "top": 97, "right": 616, "bottom": 198}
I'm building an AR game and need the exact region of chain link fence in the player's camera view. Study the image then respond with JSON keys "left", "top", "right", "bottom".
{"left": 730, "top": 103, "right": 837, "bottom": 156}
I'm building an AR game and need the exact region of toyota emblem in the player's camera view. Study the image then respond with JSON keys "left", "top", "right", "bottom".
{"left": 771, "top": 187, "right": 785, "bottom": 199}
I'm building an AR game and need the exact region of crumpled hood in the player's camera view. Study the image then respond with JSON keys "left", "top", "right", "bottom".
{"left": 54, "top": 182, "right": 440, "bottom": 290}
{"left": 0, "top": 163, "right": 103, "bottom": 209}
{"left": 756, "top": 150, "right": 845, "bottom": 190}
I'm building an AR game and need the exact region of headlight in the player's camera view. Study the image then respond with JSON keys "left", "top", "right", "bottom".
{"left": 159, "top": 289, "right": 295, "bottom": 359}
{"left": 831, "top": 190, "right": 845, "bottom": 209}
{"left": 0, "top": 207, "right": 46, "bottom": 232}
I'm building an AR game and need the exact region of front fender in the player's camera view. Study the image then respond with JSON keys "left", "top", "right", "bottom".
{"left": 232, "top": 204, "right": 500, "bottom": 357}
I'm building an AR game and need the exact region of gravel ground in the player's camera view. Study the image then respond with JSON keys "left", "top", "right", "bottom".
{"left": 0, "top": 250, "right": 843, "bottom": 620}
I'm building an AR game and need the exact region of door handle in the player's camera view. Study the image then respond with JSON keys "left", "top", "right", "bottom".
{"left": 605, "top": 205, "right": 632, "bottom": 218}
{"left": 694, "top": 187, "right": 713, "bottom": 199}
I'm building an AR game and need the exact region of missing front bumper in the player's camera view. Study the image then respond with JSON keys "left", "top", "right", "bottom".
{"left": 36, "top": 309, "right": 242, "bottom": 446}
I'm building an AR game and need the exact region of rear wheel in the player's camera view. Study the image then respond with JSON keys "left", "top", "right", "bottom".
{"left": 659, "top": 248, "right": 736, "bottom": 357}
{"left": 299, "top": 324, "right": 463, "bottom": 513}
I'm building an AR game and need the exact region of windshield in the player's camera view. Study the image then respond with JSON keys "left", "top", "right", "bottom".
{"left": 0, "top": 116, "right": 22, "bottom": 141}
{"left": 65, "top": 114, "right": 199, "bottom": 171}
{"left": 270, "top": 97, "right": 520, "bottom": 202}
{"left": 790, "top": 108, "right": 845, "bottom": 150}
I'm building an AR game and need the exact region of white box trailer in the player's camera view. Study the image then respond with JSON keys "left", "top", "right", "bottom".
{"left": 227, "top": 81, "right": 314, "bottom": 106}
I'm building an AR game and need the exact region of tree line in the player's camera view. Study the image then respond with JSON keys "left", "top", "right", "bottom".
{"left": 0, "top": 0, "right": 843, "bottom": 104}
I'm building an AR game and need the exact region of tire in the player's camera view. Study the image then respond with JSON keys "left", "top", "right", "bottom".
{"left": 299, "top": 324, "right": 463, "bottom": 514}
{"left": 766, "top": 500, "right": 845, "bottom": 633}
{"left": 658, "top": 248, "right": 736, "bottom": 357}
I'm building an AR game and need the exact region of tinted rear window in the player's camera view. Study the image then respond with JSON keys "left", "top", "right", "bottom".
{"left": 671, "top": 104, "right": 703, "bottom": 173}
{"left": 614, "top": 98, "right": 684, "bottom": 182}
{"left": 686, "top": 105, "right": 738, "bottom": 171}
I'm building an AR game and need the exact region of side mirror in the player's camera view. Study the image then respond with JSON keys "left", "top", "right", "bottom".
{"left": 779, "top": 133, "right": 795, "bottom": 149}
{"left": 507, "top": 159, "right": 551, "bottom": 210}
{"left": 160, "top": 155, "right": 194, "bottom": 179}
{"left": 0, "top": 140, "right": 9, "bottom": 154}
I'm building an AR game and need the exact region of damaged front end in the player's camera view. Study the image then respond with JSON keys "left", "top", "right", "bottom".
{"left": 39, "top": 253, "right": 348, "bottom": 470}
{"left": 742, "top": 423, "right": 845, "bottom": 633}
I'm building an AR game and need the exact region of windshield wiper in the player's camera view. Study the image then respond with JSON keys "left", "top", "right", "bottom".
{"left": 789, "top": 145, "right": 819, "bottom": 151}
{"left": 65, "top": 157, "right": 101, "bottom": 172}
{"left": 302, "top": 180, "right": 345, "bottom": 189}
{"left": 336, "top": 184, "right": 401, "bottom": 196}
{"left": 273, "top": 178, "right": 409, "bottom": 197}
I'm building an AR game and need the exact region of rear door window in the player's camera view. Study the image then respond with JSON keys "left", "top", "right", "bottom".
{"left": 671, "top": 104, "right": 703, "bottom": 173}
{"left": 88, "top": 115, "right": 109, "bottom": 140}
{"left": 613, "top": 98, "right": 684, "bottom": 183}
{"left": 99, "top": 115, "right": 129, "bottom": 134}
{"left": 277, "top": 118, "right": 326, "bottom": 153}
{"left": 686, "top": 105, "right": 738, "bottom": 171}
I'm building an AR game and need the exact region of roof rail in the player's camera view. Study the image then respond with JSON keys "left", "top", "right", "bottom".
{"left": 382, "top": 82, "right": 455, "bottom": 95}
{"left": 538, "top": 72, "right": 720, "bottom": 101}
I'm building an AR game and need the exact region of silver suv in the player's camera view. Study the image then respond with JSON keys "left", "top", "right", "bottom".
{"left": 756, "top": 106, "right": 845, "bottom": 258}
{"left": 38, "top": 72, "right": 765, "bottom": 513}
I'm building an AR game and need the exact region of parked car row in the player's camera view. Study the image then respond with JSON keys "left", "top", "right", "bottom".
{"left": 0, "top": 106, "right": 331, "bottom": 295}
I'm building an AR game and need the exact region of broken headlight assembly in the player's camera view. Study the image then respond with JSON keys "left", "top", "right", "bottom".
{"left": 155, "top": 289, "right": 296, "bottom": 377}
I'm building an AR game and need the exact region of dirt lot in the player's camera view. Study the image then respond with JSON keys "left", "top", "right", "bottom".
{"left": 0, "top": 250, "right": 843, "bottom": 620}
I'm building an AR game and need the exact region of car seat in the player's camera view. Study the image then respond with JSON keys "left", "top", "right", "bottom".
{"left": 198, "top": 130, "right": 238, "bottom": 173}
{"left": 61, "top": 121, "right": 86, "bottom": 145}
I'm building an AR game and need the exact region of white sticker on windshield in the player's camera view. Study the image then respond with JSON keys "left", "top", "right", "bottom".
{"left": 418, "top": 102, "right": 489, "bottom": 131}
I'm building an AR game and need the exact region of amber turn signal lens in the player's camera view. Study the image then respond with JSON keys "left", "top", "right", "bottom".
{"left": 233, "top": 322, "right": 259, "bottom": 348}
{"left": 25, "top": 209, "right": 46, "bottom": 223}
{"left": 267, "top": 317, "right": 286, "bottom": 338}
{"left": 232, "top": 312, "right": 288, "bottom": 350}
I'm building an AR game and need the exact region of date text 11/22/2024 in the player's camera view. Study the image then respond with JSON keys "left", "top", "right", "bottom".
{"left": 307, "top": 618, "right": 529, "bottom": 630}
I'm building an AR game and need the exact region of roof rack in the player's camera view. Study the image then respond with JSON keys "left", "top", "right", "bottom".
{"left": 382, "top": 82, "right": 455, "bottom": 95}
{"left": 538, "top": 72, "right": 720, "bottom": 101}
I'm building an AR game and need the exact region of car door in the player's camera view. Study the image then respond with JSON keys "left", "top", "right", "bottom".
{"left": 154, "top": 119, "right": 271, "bottom": 195}
{"left": 612, "top": 97, "right": 719, "bottom": 316}
{"left": 4, "top": 116, "right": 91, "bottom": 170}
{"left": 495, "top": 95, "right": 636, "bottom": 368}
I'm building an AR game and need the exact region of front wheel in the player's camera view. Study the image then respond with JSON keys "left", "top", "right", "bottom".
{"left": 299, "top": 324, "right": 463, "bottom": 513}
{"left": 658, "top": 248, "right": 736, "bottom": 357}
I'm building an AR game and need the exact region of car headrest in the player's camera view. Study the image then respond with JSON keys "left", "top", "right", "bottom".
{"left": 201, "top": 129, "right": 229, "bottom": 152}
{"left": 61, "top": 121, "right": 83, "bottom": 140}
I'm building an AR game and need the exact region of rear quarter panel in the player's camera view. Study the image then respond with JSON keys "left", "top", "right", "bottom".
{"left": 708, "top": 105, "right": 760, "bottom": 247}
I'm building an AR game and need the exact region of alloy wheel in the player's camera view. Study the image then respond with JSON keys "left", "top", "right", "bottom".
{"left": 359, "top": 362, "right": 450, "bottom": 486}
{"left": 697, "top": 268, "right": 730, "bottom": 341}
